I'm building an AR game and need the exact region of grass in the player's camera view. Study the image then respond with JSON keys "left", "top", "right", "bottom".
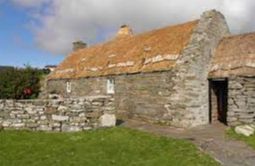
{"left": 227, "top": 129, "right": 255, "bottom": 149}
{"left": 0, "top": 127, "right": 219, "bottom": 166}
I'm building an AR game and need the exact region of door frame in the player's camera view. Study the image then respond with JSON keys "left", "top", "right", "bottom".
{"left": 208, "top": 78, "right": 228, "bottom": 125}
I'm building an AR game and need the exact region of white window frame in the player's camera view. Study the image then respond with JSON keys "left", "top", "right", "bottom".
{"left": 66, "top": 81, "right": 72, "bottom": 93}
{"left": 107, "top": 78, "right": 115, "bottom": 94}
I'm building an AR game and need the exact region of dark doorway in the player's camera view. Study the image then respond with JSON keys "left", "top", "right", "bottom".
{"left": 209, "top": 79, "right": 228, "bottom": 125}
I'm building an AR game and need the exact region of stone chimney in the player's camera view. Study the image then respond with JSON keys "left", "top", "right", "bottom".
{"left": 72, "top": 41, "right": 87, "bottom": 51}
{"left": 116, "top": 25, "right": 133, "bottom": 37}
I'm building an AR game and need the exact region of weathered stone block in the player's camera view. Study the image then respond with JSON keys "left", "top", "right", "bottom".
{"left": 25, "top": 107, "right": 36, "bottom": 114}
{"left": 2, "top": 121, "right": 11, "bottom": 127}
{"left": 86, "top": 111, "right": 102, "bottom": 118}
{"left": 79, "top": 113, "right": 85, "bottom": 117}
{"left": 83, "top": 126, "right": 92, "bottom": 130}
{"left": 38, "top": 125, "right": 52, "bottom": 131}
{"left": 26, "top": 123, "right": 39, "bottom": 128}
{"left": 235, "top": 125, "right": 254, "bottom": 137}
{"left": 52, "top": 115, "right": 69, "bottom": 122}
{"left": 99, "top": 114, "right": 116, "bottom": 127}
{"left": 61, "top": 125, "right": 82, "bottom": 132}
{"left": 0, "top": 104, "right": 4, "bottom": 109}
{"left": 51, "top": 122, "right": 61, "bottom": 127}
{"left": 17, "top": 114, "right": 30, "bottom": 119}
{"left": 57, "top": 105, "right": 68, "bottom": 111}
{"left": 40, "top": 115, "right": 47, "bottom": 120}
{"left": 12, "top": 123, "right": 25, "bottom": 128}
{"left": 70, "top": 109, "right": 84, "bottom": 113}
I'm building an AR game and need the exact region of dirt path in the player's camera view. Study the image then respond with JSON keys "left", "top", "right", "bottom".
{"left": 123, "top": 120, "right": 255, "bottom": 166}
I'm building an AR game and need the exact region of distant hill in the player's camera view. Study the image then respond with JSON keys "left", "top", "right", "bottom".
{"left": 0, "top": 66, "right": 14, "bottom": 71}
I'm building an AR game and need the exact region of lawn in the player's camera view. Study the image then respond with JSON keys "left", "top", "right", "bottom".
{"left": 0, "top": 127, "right": 219, "bottom": 166}
{"left": 227, "top": 129, "right": 255, "bottom": 149}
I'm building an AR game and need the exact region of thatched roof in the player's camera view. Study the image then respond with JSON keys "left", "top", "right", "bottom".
{"left": 48, "top": 20, "right": 199, "bottom": 80}
{"left": 209, "top": 33, "right": 255, "bottom": 78}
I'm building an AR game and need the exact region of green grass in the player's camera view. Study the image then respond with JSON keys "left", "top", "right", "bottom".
{"left": 0, "top": 127, "right": 219, "bottom": 166}
{"left": 227, "top": 129, "right": 255, "bottom": 149}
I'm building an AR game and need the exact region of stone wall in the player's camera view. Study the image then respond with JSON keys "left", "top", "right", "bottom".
{"left": 47, "top": 77, "right": 107, "bottom": 98}
{"left": 115, "top": 71, "right": 175, "bottom": 124}
{"left": 0, "top": 96, "right": 115, "bottom": 132}
{"left": 48, "top": 71, "right": 177, "bottom": 126}
{"left": 228, "top": 76, "right": 255, "bottom": 126}
{"left": 167, "top": 10, "right": 230, "bottom": 127}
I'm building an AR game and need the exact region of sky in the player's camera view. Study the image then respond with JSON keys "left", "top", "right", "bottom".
{"left": 0, "top": 0, "right": 255, "bottom": 68}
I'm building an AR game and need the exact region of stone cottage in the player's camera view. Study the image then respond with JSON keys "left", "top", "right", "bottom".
{"left": 46, "top": 10, "right": 251, "bottom": 128}
{"left": 209, "top": 33, "right": 255, "bottom": 126}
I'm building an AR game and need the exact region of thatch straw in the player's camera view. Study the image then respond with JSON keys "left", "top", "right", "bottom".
{"left": 48, "top": 20, "right": 199, "bottom": 80}
{"left": 209, "top": 32, "right": 255, "bottom": 78}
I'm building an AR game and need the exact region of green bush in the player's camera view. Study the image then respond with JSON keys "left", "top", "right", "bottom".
{"left": 0, "top": 66, "right": 48, "bottom": 99}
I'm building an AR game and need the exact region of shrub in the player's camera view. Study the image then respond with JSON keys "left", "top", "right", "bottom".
{"left": 0, "top": 66, "right": 48, "bottom": 99}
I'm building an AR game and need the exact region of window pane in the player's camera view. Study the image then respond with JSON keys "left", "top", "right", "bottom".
{"left": 66, "top": 82, "right": 72, "bottom": 93}
{"left": 107, "top": 79, "right": 115, "bottom": 94}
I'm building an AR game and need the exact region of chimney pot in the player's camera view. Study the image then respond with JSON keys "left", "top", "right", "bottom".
{"left": 117, "top": 24, "right": 133, "bottom": 37}
{"left": 72, "top": 41, "right": 87, "bottom": 51}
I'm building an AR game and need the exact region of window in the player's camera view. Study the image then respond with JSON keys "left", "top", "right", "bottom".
{"left": 66, "top": 81, "right": 72, "bottom": 93}
{"left": 107, "top": 78, "right": 115, "bottom": 94}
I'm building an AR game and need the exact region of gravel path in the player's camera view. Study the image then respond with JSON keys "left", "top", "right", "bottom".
{"left": 123, "top": 120, "right": 255, "bottom": 166}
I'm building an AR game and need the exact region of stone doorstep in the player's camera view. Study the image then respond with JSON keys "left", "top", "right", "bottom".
{"left": 235, "top": 125, "right": 255, "bottom": 137}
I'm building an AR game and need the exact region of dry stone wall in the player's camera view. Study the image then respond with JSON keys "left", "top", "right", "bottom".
{"left": 0, "top": 96, "right": 115, "bottom": 132}
{"left": 228, "top": 76, "right": 255, "bottom": 126}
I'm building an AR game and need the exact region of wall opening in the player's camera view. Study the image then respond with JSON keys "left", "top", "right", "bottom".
{"left": 209, "top": 79, "right": 228, "bottom": 125}
{"left": 66, "top": 81, "right": 72, "bottom": 93}
{"left": 107, "top": 78, "right": 115, "bottom": 94}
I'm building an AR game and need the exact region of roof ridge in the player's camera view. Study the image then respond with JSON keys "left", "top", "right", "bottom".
{"left": 74, "top": 20, "right": 199, "bottom": 53}
{"left": 222, "top": 31, "right": 255, "bottom": 40}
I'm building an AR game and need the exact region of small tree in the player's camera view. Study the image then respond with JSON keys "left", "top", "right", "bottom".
{"left": 0, "top": 66, "right": 46, "bottom": 99}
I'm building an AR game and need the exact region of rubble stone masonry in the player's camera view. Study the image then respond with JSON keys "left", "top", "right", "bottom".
{"left": 228, "top": 76, "right": 255, "bottom": 126}
{"left": 0, "top": 96, "right": 115, "bottom": 132}
{"left": 167, "top": 10, "right": 230, "bottom": 127}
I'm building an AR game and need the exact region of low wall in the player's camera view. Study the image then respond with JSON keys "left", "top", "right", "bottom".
{"left": 0, "top": 96, "right": 115, "bottom": 132}
{"left": 228, "top": 76, "right": 255, "bottom": 126}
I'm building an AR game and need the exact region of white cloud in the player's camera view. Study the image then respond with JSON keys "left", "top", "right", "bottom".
{"left": 222, "top": 0, "right": 255, "bottom": 32}
{"left": 13, "top": 0, "right": 255, "bottom": 55}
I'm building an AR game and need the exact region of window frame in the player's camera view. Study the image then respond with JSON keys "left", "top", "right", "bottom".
{"left": 107, "top": 78, "right": 115, "bottom": 94}
{"left": 66, "top": 81, "right": 72, "bottom": 93}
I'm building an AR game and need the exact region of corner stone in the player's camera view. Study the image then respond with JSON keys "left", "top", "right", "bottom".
{"left": 99, "top": 113, "right": 116, "bottom": 127}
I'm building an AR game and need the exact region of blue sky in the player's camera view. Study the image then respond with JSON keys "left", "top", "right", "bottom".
{"left": 0, "top": 0, "right": 254, "bottom": 68}
{"left": 0, "top": 1, "right": 64, "bottom": 68}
